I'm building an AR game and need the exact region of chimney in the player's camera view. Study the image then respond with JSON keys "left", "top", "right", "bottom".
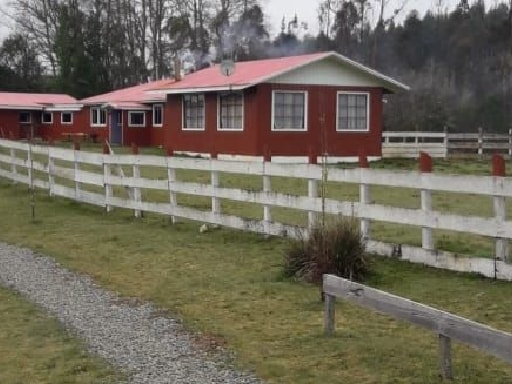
{"left": 174, "top": 58, "right": 182, "bottom": 82}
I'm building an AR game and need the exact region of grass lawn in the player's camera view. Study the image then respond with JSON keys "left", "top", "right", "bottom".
{"left": 0, "top": 285, "right": 124, "bottom": 384}
{"left": 0, "top": 181, "right": 511, "bottom": 383}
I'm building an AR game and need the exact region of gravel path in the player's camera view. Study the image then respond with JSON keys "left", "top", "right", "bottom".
{"left": 0, "top": 243, "right": 261, "bottom": 384}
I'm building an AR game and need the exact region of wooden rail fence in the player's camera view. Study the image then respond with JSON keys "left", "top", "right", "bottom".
{"left": 1, "top": 138, "right": 512, "bottom": 280}
{"left": 323, "top": 274, "right": 512, "bottom": 380}
{"left": 383, "top": 129, "right": 512, "bottom": 158}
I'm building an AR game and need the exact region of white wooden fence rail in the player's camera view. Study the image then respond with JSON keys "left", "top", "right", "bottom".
{"left": 382, "top": 129, "right": 512, "bottom": 158}
{"left": 1, "top": 138, "right": 512, "bottom": 280}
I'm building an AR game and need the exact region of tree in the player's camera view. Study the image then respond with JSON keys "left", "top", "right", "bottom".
{"left": 0, "top": 33, "right": 43, "bottom": 91}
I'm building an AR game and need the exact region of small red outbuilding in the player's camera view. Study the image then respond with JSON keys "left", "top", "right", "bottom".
{"left": 151, "top": 51, "right": 408, "bottom": 162}
{"left": 0, "top": 93, "right": 81, "bottom": 141}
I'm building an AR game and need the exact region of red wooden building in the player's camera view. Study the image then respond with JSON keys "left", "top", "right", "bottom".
{"left": 151, "top": 51, "right": 409, "bottom": 162}
{"left": 0, "top": 93, "right": 81, "bottom": 140}
{"left": 80, "top": 80, "right": 172, "bottom": 146}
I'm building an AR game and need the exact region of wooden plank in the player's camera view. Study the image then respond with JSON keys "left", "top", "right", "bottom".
{"left": 75, "top": 169, "right": 104, "bottom": 186}
{"left": 0, "top": 139, "right": 29, "bottom": 150}
{"left": 52, "top": 165, "right": 75, "bottom": 180}
{"left": 439, "top": 334, "right": 453, "bottom": 380}
{"left": 51, "top": 184, "right": 76, "bottom": 199}
{"left": 33, "top": 178, "right": 49, "bottom": 190}
{"left": 104, "top": 154, "right": 167, "bottom": 167}
{"left": 76, "top": 190, "right": 105, "bottom": 207}
{"left": 106, "top": 174, "right": 169, "bottom": 190}
{"left": 31, "top": 145, "right": 49, "bottom": 156}
{"left": 0, "top": 154, "right": 26, "bottom": 167}
{"left": 323, "top": 274, "right": 512, "bottom": 364}
{"left": 106, "top": 196, "right": 302, "bottom": 238}
{"left": 48, "top": 147, "right": 75, "bottom": 162}
{"left": 74, "top": 151, "right": 104, "bottom": 165}
{"left": 448, "top": 133, "right": 479, "bottom": 140}
{"left": 324, "top": 294, "right": 336, "bottom": 336}
{"left": 0, "top": 169, "right": 28, "bottom": 184}
{"left": 383, "top": 132, "right": 446, "bottom": 138}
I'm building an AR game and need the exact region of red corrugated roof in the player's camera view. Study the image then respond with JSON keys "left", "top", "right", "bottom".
{"left": 150, "top": 51, "right": 409, "bottom": 94}
{"left": 152, "top": 52, "right": 328, "bottom": 92}
{"left": 82, "top": 79, "right": 172, "bottom": 106}
{"left": 0, "top": 92, "right": 77, "bottom": 109}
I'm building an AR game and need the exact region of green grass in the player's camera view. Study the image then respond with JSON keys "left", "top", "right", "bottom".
{"left": 0, "top": 285, "right": 124, "bottom": 384}
{"left": 0, "top": 183, "right": 511, "bottom": 383}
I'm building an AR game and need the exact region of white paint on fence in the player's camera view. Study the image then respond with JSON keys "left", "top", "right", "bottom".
{"left": 383, "top": 130, "right": 512, "bottom": 158}
{"left": 0, "top": 139, "right": 511, "bottom": 280}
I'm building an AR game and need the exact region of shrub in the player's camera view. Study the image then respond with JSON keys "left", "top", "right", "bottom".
{"left": 283, "top": 217, "right": 369, "bottom": 285}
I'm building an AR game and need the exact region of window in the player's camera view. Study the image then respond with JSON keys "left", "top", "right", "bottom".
{"left": 128, "top": 111, "right": 146, "bottom": 127}
{"left": 337, "top": 92, "right": 369, "bottom": 131}
{"left": 272, "top": 91, "right": 307, "bottom": 131}
{"left": 218, "top": 93, "right": 243, "bottom": 130}
{"left": 153, "top": 104, "right": 163, "bottom": 127}
{"left": 183, "top": 94, "right": 205, "bottom": 130}
{"left": 61, "top": 112, "right": 73, "bottom": 124}
{"left": 90, "top": 107, "right": 107, "bottom": 127}
{"left": 41, "top": 112, "right": 53, "bottom": 124}
{"left": 19, "top": 112, "right": 31, "bottom": 124}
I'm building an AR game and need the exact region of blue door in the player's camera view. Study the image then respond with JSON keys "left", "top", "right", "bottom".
{"left": 110, "top": 110, "right": 123, "bottom": 145}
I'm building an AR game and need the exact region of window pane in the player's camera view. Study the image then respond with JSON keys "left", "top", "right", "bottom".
{"left": 183, "top": 94, "right": 204, "bottom": 129}
{"left": 62, "top": 112, "right": 72, "bottom": 123}
{"left": 219, "top": 93, "right": 243, "bottom": 130}
{"left": 273, "top": 92, "right": 306, "bottom": 130}
{"left": 337, "top": 93, "right": 368, "bottom": 131}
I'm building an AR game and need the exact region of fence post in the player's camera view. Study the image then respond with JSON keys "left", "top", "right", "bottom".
{"left": 27, "top": 143, "right": 33, "bottom": 190}
{"left": 359, "top": 154, "right": 371, "bottom": 241}
{"left": 492, "top": 155, "right": 508, "bottom": 263}
{"left": 131, "top": 143, "right": 142, "bottom": 218}
{"left": 9, "top": 147, "right": 17, "bottom": 181}
{"left": 478, "top": 127, "right": 483, "bottom": 157}
{"left": 74, "top": 141, "right": 81, "bottom": 200}
{"left": 210, "top": 152, "right": 221, "bottom": 217}
{"left": 420, "top": 152, "right": 434, "bottom": 253}
{"left": 167, "top": 148, "right": 178, "bottom": 224}
{"left": 308, "top": 149, "right": 317, "bottom": 230}
{"left": 438, "top": 334, "right": 453, "bottom": 380}
{"left": 102, "top": 142, "right": 113, "bottom": 213}
{"left": 443, "top": 126, "right": 449, "bottom": 160}
{"left": 263, "top": 150, "right": 272, "bottom": 235}
{"left": 509, "top": 128, "right": 512, "bottom": 158}
{"left": 324, "top": 293, "right": 336, "bottom": 337}
{"left": 48, "top": 148, "right": 54, "bottom": 196}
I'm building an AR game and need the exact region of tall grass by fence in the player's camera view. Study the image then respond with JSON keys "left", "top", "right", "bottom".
{"left": 1, "top": 138, "right": 512, "bottom": 280}
{"left": 382, "top": 129, "right": 512, "bottom": 158}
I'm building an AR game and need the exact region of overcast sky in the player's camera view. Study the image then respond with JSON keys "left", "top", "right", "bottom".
{"left": 0, "top": 0, "right": 458, "bottom": 42}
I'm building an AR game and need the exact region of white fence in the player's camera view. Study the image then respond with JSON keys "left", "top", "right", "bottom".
{"left": 382, "top": 129, "right": 512, "bottom": 158}
{"left": 1, "top": 138, "right": 512, "bottom": 280}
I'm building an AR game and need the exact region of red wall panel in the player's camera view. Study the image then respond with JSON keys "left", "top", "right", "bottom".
{"left": 161, "top": 84, "right": 383, "bottom": 158}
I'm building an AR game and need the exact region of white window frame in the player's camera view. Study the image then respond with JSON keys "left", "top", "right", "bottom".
{"left": 336, "top": 91, "right": 370, "bottom": 132}
{"left": 19, "top": 111, "right": 31, "bottom": 124}
{"left": 41, "top": 111, "right": 53, "bottom": 124}
{"left": 182, "top": 94, "right": 205, "bottom": 131}
{"left": 217, "top": 93, "right": 244, "bottom": 131}
{"left": 61, "top": 112, "right": 73, "bottom": 125}
{"left": 271, "top": 90, "right": 308, "bottom": 132}
{"left": 90, "top": 107, "right": 107, "bottom": 127}
{"left": 128, "top": 111, "right": 146, "bottom": 128}
{"left": 152, "top": 104, "right": 163, "bottom": 127}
